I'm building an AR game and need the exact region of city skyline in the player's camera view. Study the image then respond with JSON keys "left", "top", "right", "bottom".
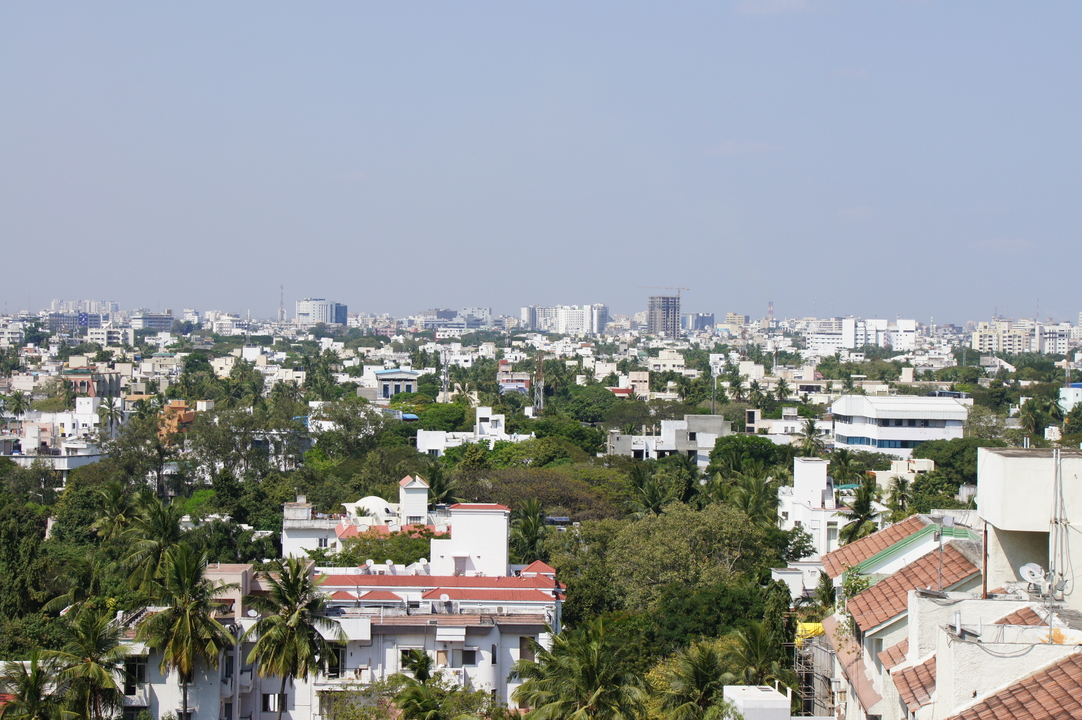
{"left": 3, "top": 3, "right": 1080, "bottom": 322}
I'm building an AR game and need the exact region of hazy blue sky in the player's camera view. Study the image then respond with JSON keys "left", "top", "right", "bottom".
{"left": 2, "top": 2, "right": 1079, "bottom": 325}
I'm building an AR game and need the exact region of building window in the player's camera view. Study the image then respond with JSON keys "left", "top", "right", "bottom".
{"left": 262, "top": 693, "right": 286, "bottom": 712}
{"left": 406, "top": 516, "right": 423, "bottom": 525}
{"left": 318, "top": 537, "right": 329, "bottom": 549}
{"left": 519, "top": 636, "right": 535, "bottom": 663}
{"left": 492, "top": 644, "right": 498, "bottom": 665}
{"left": 461, "top": 649, "right": 477, "bottom": 666}
{"left": 124, "top": 656, "right": 147, "bottom": 695}
{"left": 328, "top": 647, "right": 346, "bottom": 678}
{"left": 122, "top": 708, "right": 149, "bottom": 720}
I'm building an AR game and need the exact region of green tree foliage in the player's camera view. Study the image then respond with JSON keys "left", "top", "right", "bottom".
{"left": 244, "top": 558, "right": 344, "bottom": 720}
{"left": 47, "top": 606, "right": 126, "bottom": 720}
{"left": 511, "top": 618, "right": 647, "bottom": 720}
{"left": 911, "top": 438, "right": 1007, "bottom": 487}
{"left": 607, "top": 504, "right": 772, "bottom": 612}
{"left": 649, "top": 640, "right": 740, "bottom": 720}
{"left": 136, "top": 545, "right": 236, "bottom": 720}
{"left": 0, "top": 649, "right": 68, "bottom": 720}
{"left": 320, "top": 527, "right": 448, "bottom": 567}
{"left": 838, "top": 477, "right": 881, "bottom": 545}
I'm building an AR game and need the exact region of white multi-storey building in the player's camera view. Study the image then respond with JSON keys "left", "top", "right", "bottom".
{"left": 831, "top": 395, "right": 969, "bottom": 458}
{"left": 118, "top": 496, "right": 561, "bottom": 720}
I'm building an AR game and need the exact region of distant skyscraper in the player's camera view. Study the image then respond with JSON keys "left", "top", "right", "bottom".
{"left": 647, "top": 295, "right": 680, "bottom": 338}
{"left": 295, "top": 298, "right": 347, "bottom": 327}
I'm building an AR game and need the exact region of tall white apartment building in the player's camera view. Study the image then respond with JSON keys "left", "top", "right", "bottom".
{"left": 296, "top": 298, "right": 347, "bottom": 327}
{"left": 519, "top": 304, "right": 608, "bottom": 335}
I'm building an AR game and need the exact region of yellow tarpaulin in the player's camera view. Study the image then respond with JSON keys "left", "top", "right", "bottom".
{"left": 796, "top": 622, "right": 824, "bottom": 647}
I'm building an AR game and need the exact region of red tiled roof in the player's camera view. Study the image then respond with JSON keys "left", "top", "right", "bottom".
{"left": 822, "top": 516, "right": 928, "bottom": 578}
{"left": 400, "top": 475, "right": 429, "bottom": 487}
{"left": 821, "top": 614, "right": 882, "bottom": 712}
{"left": 358, "top": 590, "right": 404, "bottom": 601}
{"left": 995, "top": 606, "right": 1044, "bottom": 626}
{"left": 945, "top": 654, "right": 1082, "bottom": 720}
{"left": 848, "top": 544, "right": 978, "bottom": 632}
{"left": 449, "top": 503, "right": 511, "bottom": 511}
{"left": 879, "top": 638, "right": 909, "bottom": 670}
{"left": 421, "top": 588, "right": 555, "bottom": 602}
{"left": 318, "top": 573, "right": 564, "bottom": 591}
{"left": 329, "top": 590, "right": 356, "bottom": 601}
{"left": 895, "top": 656, "right": 937, "bottom": 712}
{"left": 521, "top": 560, "right": 557, "bottom": 575}
{"left": 336, "top": 522, "right": 438, "bottom": 539}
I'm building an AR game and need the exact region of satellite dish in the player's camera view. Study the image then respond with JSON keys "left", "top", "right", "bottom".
{"left": 1020, "top": 563, "right": 1045, "bottom": 584}
{"left": 247, "top": 609, "right": 258, "bottom": 618}
{"left": 385, "top": 559, "right": 394, "bottom": 566}
{"left": 418, "top": 558, "right": 428, "bottom": 565}
{"left": 365, "top": 559, "right": 375, "bottom": 567}
{"left": 440, "top": 593, "right": 450, "bottom": 602}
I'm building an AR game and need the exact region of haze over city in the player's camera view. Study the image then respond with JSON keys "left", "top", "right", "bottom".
{"left": 3, "top": 2, "right": 1080, "bottom": 322}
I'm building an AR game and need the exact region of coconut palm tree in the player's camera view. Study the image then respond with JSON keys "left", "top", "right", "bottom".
{"left": 774, "top": 378, "right": 791, "bottom": 404}
{"left": 136, "top": 544, "right": 236, "bottom": 720}
{"left": 797, "top": 417, "right": 825, "bottom": 458}
{"left": 91, "top": 481, "right": 139, "bottom": 544}
{"left": 829, "top": 449, "right": 861, "bottom": 484}
{"left": 747, "top": 380, "right": 765, "bottom": 410}
{"left": 0, "top": 650, "right": 68, "bottom": 720}
{"left": 654, "top": 641, "right": 739, "bottom": 720}
{"left": 124, "top": 493, "right": 185, "bottom": 594}
{"left": 96, "top": 397, "right": 123, "bottom": 438}
{"left": 721, "top": 620, "right": 797, "bottom": 690}
{"left": 727, "top": 474, "right": 778, "bottom": 528}
{"left": 511, "top": 498, "right": 547, "bottom": 564}
{"left": 511, "top": 618, "right": 647, "bottom": 720}
{"left": 7, "top": 390, "right": 30, "bottom": 420}
{"left": 838, "top": 477, "right": 881, "bottom": 545}
{"left": 400, "top": 648, "right": 434, "bottom": 684}
{"left": 243, "top": 557, "right": 344, "bottom": 720}
{"left": 420, "top": 464, "right": 459, "bottom": 507}
{"left": 1019, "top": 400, "right": 1043, "bottom": 438}
{"left": 796, "top": 572, "right": 837, "bottom": 621}
{"left": 42, "top": 553, "right": 115, "bottom": 614}
{"left": 46, "top": 606, "right": 126, "bottom": 720}
{"left": 887, "top": 477, "right": 912, "bottom": 523}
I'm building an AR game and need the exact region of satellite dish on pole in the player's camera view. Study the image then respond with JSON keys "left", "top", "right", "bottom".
{"left": 440, "top": 593, "right": 450, "bottom": 602}
{"left": 1021, "top": 563, "right": 1045, "bottom": 584}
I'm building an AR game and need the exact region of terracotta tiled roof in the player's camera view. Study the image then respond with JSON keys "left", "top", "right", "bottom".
{"left": 329, "top": 590, "right": 357, "bottom": 601}
{"left": 895, "top": 656, "right": 937, "bottom": 712}
{"left": 822, "top": 516, "right": 928, "bottom": 578}
{"left": 995, "top": 606, "right": 1044, "bottom": 626}
{"left": 422, "top": 588, "right": 555, "bottom": 602}
{"left": 520, "top": 560, "right": 557, "bottom": 575}
{"left": 336, "top": 522, "right": 438, "bottom": 539}
{"left": 879, "top": 638, "right": 909, "bottom": 670}
{"left": 400, "top": 475, "right": 429, "bottom": 487}
{"left": 945, "top": 654, "right": 1082, "bottom": 720}
{"left": 821, "top": 614, "right": 882, "bottom": 712}
{"left": 358, "top": 590, "right": 404, "bottom": 601}
{"left": 848, "top": 543, "right": 978, "bottom": 633}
